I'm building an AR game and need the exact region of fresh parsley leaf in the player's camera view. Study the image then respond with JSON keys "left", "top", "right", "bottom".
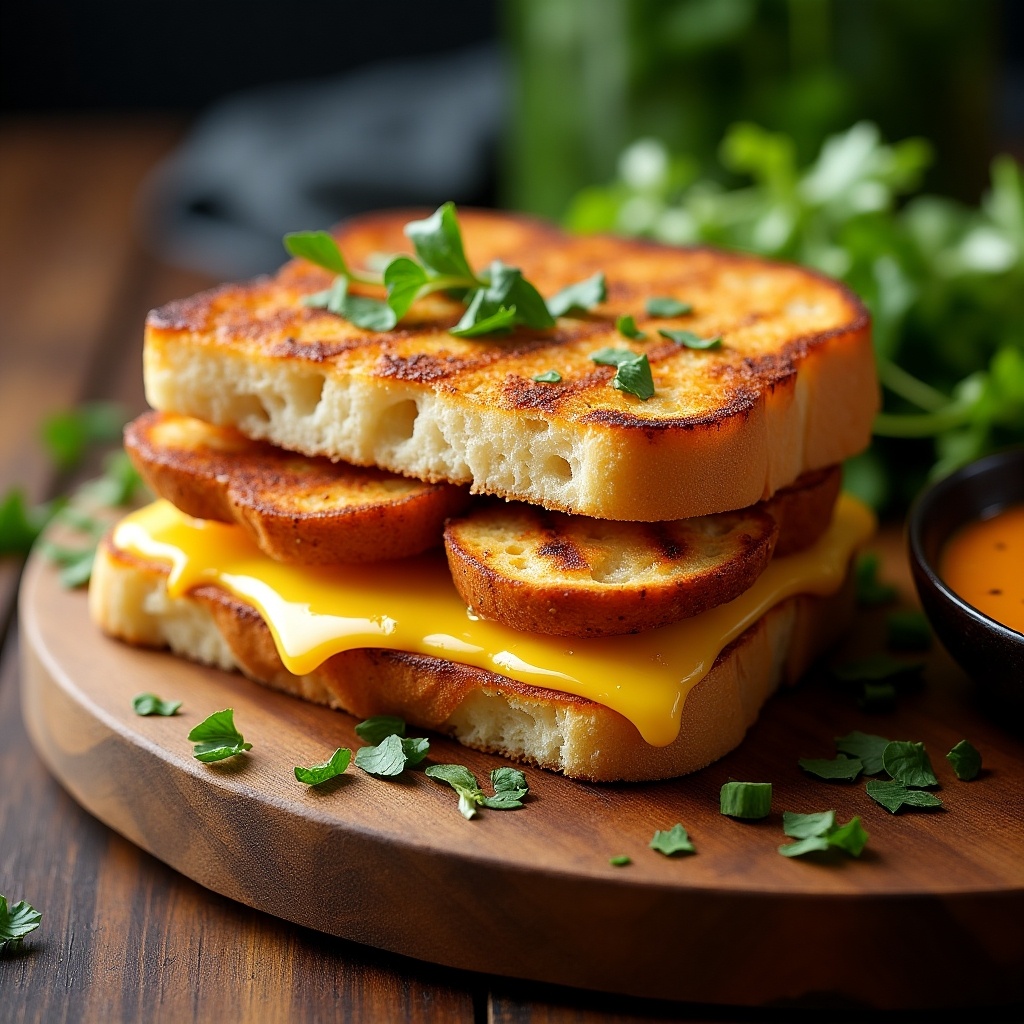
{"left": 832, "top": 654, "right": 925, "bottom": 684}
{"left": 284, "top": 230, "right": 349, "bottom": 275}
{"left": 355, "top": 715, "right": 406, "bottom": 744}
{"left": 294, "top": 747, "right": 351, "bottom": 786}
{"left": 649, "top": 823, "right": 695, "bottom": 856}
{"left": 490, "top": 766, "right": 528, "bottom": 795}
{"left": 645, "top": 296, "right": 693, "bottom": 317}
{"left": 0, "top": 490, "right": 60, "bottom": 556}
{"left": 866, "top": 779, "right": 943, "bottom": 813}
{"left": 354, "top": 733, "right": 408, "bottom": 777}
{"left": 465, "top": 260, "right": 555, "bottom": 332}
{"left": 188, "top": 708, "right": 252, "bottom": 763}
{"left": 590, "top": 347, "right": 656, "bottom": 400}
{"left": 82, "top": 450, "right": 146, "bottom": 507}
{"left": 616, "top": 314, "right": 647, "bottom": 340}
{"left": 947, "top": 739, "right": 982, "bottom": 781}
{"left": 401, "top": 736, "right": 431, "bottom": 768}
{"left": 41, "top": 402, "right": 126, "bottom": 470}
{"left": 797, "top": 755, "right": 863, "bottom": 781}
{"left": 546, "top": 272, "right": 606, "bottom": 317}
{"left": 782, "top": 810, "right": 835, "bottom": 838}
{"left": 0, "top": 895, "right": 41, "bottom": 955}
{"left": 404, "top": 202, "right": 476, "bottom": 280}
{"left": 132, "top": 693, "right": 182, "bottom": 717}
{"left": 38, "top": 541, "right": 95, "bottom": 589}
{"left": 532, "top": 370, "right": 562, "bottom": 383}
{"left": 611, "top": 353, "right": 655, "bottom": 400}
{"left": 882, "top": 741, "right": 938, "bottom": 787}
{"left": 590, "top": 347, "right": 642, "bottom": 367}
{"left": 835, "top": 731, "right": 891, "bottom": 775}
{"left": 55, "top": 505, "right": 107, "bottom": 535}
{"left": 383, "top": 256, "right": 428, "bottom": 319}
{"left": 609, "top": 855, "right": 632, "bottom": 867}
{"left": 778, "top": 835, "right": 831, "bottom": 857}
{"left": 658, "top": 329, "right": 722, "bottom": 350}
{"left": 827, "top": 817, "right": 870, "bottom": 856}
{"left": 778, "top": 811, "right": 868, "bottom": 858}
{"left": 426, "top": 764, "right": 528, "bottom": 817}
{"left": 425, "top": 763, "right": 485, "bottom": 819}
{"left": 303, "top": 276, "right": 398, "bottom": 331}
{"left": 481, "top": 766, "right": 528, "bottom": 809}
{"left": 854, "top": 552, "right": 897, "bottom": 607}
{"left": 886, "top": 609, "right": 932, "bottom": 651}
{"left": 341, "top": 293, "right": 399, "bottom": 332}
{"left": 451, "top": 300, "right": 519, "bottom": 337}
{"left": 720, "top": 781, "right": 772, "bottom": 819}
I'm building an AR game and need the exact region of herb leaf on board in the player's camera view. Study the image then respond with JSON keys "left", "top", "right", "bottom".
{"left": 947, "top": 739, "right": 982, "bottom": 781}
{"left": 881, "top": 741, "right": 939, "bottom": 787}
{"left": 0, "top": 895, "right": 42, "bottom": 955}
{"left": 649, "top": 823, "right": 696, "bottom": 856}
{"left": 132, "top": 693, "right": 182, "bottom": 717}
{"left": 835, "top": 731, "right": 891, "bottom": 775}
{"left": 188, "top": 709, "right": 252, "bottom": 763}
{"left": 295, "top": 747, "right": 352, "bottom": 786}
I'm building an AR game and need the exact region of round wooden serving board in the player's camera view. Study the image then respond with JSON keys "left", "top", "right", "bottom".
{"left": 19, "top": 551, "right": 1024, "bottom": 1010}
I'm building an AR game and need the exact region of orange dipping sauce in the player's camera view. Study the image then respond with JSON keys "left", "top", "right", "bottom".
{"left": 941, "top": 503, "right": 1024, "bottom": 636}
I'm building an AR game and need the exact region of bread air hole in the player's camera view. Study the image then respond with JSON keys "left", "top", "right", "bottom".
{"left": 379, "top": 399, "right": 419, "bottom": 446}
{"left": 543, "top": 454, "right": 573, "bottom": 484}
{"left": 234, "top": 393, "right": 271, "bottom": 424}
{"left": 290, "top": 372, "right": 326, "bottom": 417}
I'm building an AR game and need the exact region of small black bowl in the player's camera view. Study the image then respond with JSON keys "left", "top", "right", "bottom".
{"left": 907, "top": 447, "right": 1024, "bottom": 715}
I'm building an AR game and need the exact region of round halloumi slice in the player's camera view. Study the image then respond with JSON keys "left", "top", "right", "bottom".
{"left": 125, "top": 411, "right": 468, "bottom": 564}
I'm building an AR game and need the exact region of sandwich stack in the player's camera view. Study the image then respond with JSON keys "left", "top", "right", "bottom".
{"left": 90, "top": 207, "right": 878, "bottom": 781}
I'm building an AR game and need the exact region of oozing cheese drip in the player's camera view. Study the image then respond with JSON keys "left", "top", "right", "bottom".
{"left": 114, "top": 495, "right": 874, "bottom": 746}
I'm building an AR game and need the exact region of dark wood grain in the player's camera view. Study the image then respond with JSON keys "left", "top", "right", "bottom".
{"left": 18, "top": 534, "right": 1024, "bottom": 1010}
{"left": 0, "top": 120, "right": 183, "bottom": 614}
{"left": 0, "top": 632, "right": 478, "bottom": 1024}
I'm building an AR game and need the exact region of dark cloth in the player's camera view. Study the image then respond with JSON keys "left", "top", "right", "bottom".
{"left": 141, "top": 45, "right": 504, "bottom": 277}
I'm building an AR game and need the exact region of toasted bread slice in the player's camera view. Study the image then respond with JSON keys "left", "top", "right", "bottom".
{"left": 144, "top": 210, "right": 875, "bottom": 522}
{"left": 443, "top": 466, "right": 841, "bottom": 637}
{"left": 89, "top": 535, "right": 855, "bottom": 782}
{"left": 444, "top": 503, "right": 778, "bottom": 638}
{"left": 124, "top": 411, "right": 468, "bottom": 564}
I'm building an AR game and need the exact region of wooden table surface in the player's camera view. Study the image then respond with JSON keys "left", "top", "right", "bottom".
{"left": 0, "top": 119, "right": 1020, "bottom": 1024}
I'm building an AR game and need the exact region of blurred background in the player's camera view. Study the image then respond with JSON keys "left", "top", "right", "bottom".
{"left": 2, "top": 0, "right": 1023, "bottom": 507}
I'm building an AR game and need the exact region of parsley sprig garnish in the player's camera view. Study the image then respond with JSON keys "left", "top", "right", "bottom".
{"left": 188, "top": 708, "right": 252, "bottom": 763}
{"left": 285, "top": 203, "right": 603, "bottom": 338}
{"left": 132, "top": 693, "right": 182, "bottom": 717}
{"left": 947, "top": 739, "right": 982, "bottom": 781}
{"left": 0, "top": 895, "right": 41, "bottom": 956}
{"left": 778, "top": 811, "right": 869, "bottom": 858}
{"left": 295, "top": 748, "right": 351, "bottom": 786}
{"left": 649, "top": 823, "right": 696, "bottom": 856}
{"left": 352, "top": 716, "right": 430, "bottom": 777}
{"left": 589, "top": 347, "right": 655, "bottom": 401}
{"left": 425, "top": 764, "right": 529, "bottom": 819}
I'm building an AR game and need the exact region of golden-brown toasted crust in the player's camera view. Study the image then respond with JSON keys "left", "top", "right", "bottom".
{"left": 89, "top": 535, "right": 855, "bottom": 782}
{"left": 144, "top": 210, "right": 876, "bottom": 521}
{"left": 443, "top": 501, "right": 777, "bottom": 637}
{"left": 124, "top": 411, "right": 469, "bottom": 564}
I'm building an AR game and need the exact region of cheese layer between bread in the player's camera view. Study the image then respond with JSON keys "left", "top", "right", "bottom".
{"left": 110, "top": 495, "right": 873, "bottom": 746}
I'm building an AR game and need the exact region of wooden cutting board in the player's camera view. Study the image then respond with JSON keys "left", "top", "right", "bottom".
{"left": 18, "top": 549, "right": 1024, "bottom": 1011}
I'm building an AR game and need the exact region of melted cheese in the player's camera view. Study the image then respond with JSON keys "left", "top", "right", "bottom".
{"left": 113, "top": 495, "right": 874, "bottom": 746}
